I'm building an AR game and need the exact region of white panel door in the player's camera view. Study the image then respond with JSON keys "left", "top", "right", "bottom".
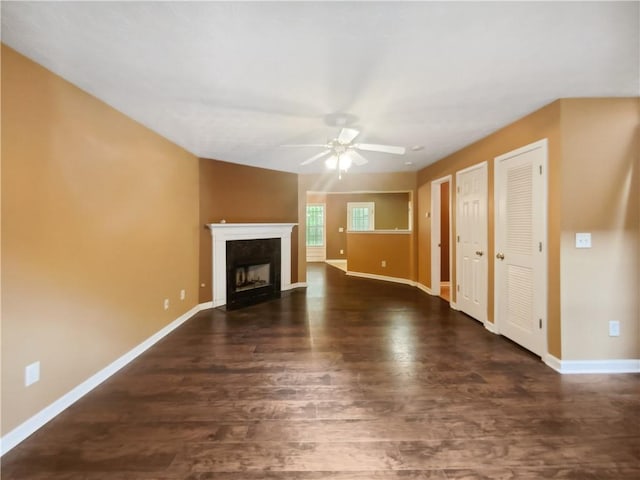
{"left": 494, "top": 140, "right": 547, "bottom": 357}
{"left": 456, "top": 162, "right": 488, "bottom": 323}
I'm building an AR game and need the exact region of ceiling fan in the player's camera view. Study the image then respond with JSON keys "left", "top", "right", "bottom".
{"left": 285, "top": 128, "right": 406, "bottom": 174}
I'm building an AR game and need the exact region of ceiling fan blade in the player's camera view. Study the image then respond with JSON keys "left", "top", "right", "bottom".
{"left": 300, "top": 149, "right": 332, "bottom": 166}
{"left": 337, "top": 127, "right": 360, "bottom": 144}
{"left": 281, "top": 144, "right": 328, "bottom": 148}
{"left": 350, "top": 150, "right": 369, "bottom": 166}
{"left": 355, "top": 143, "right": 406, "bottom": 155}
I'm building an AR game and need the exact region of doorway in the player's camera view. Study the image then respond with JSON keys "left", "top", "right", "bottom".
{"left": 430, "top": 175, "right": 452, "bottom": 301}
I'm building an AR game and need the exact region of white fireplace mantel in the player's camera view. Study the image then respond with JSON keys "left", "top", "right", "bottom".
{"left": 207, "top": 223, "right": 297, "bottom": 307}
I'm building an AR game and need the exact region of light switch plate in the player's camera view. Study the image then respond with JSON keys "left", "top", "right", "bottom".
{"left": 576, "top": 232, "right": 591, "bottom": 248}
{"left": 25, "top": 361, "right": 40, "bottom": 387}
{"left": 338, "top": 227, "right": 344, "bottom": 233}
{"left": 609, "top": 320, "right": 620, "bottom": 337}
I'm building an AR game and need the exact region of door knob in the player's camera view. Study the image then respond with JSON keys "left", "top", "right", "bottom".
{"left": 496, "top": 253, "right": 505, "bottom": 260}
{"left": 475, "top": 250, "right": 484, "bottom": 256}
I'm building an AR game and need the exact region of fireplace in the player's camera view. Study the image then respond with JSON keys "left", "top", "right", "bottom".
{"left": 207, "top": 223, "right": 297, "bottom": 308}
{"left": 226, "top": 238, "right": 281, "bottom": 309}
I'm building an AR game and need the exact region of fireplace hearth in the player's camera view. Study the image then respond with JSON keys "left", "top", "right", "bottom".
{"left": 226, "top": 238, "right": 281, "bottom": 309}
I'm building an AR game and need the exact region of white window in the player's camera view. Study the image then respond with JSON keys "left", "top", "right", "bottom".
{"left": 306, "top": 204, "right": 325, "bottom": 246}
{"left": 347, "top": 202, "right": 375, "bottom": 231}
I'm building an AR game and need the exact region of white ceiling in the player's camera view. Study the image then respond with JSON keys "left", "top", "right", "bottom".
{"left": 2, "top": 1, "right": 638, "bottom": 173}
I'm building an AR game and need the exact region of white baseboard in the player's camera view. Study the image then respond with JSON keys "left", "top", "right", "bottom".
{"left": 484, "top": 321, "right": 499, "bottom": 334}
{"left": 0, "top": 303, "right": 208, "bottom": 456}
{"left": 346, "top": 270, "right": 416, "bottom": 287}
{"left": 322, "top": 269, "right": 639, "bottom": 376}
{"left": 325, "top": 260, "right": 347, "bottom": 273}
{"left": 415, "top": 282, "right": 433, "bottom": 295}
{"left": 283, "top": 282, "right": 307, "bottom": 290}
{"left": 545, "top": 355, "right": 640, "bottom": 374}
{"left": 544, "top": 354, "right": 562, "bottom": 372}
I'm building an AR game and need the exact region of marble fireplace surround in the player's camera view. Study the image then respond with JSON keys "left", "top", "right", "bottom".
{"left": 207, "top": 223, "right": 297, "bottom": 307}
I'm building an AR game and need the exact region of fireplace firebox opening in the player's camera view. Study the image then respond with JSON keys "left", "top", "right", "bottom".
{"left": 226, "top": 238, "right": 281, "bottom": 309}
{"left": 234, "top": 263, "right": 270, "bottom": 292}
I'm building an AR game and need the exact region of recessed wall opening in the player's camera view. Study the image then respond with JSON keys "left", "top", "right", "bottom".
{"left": 305, "top": 190, "right": 413, "bottom": 266}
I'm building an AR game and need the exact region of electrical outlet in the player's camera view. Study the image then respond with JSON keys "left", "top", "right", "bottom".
{"left": 180, "top": 289, "right": 186, "bottom": 300}
{"left": 381, "top": 260, "right": 386, "bottom": 268}
{"left": 609, "top": 320, "right": 620, "bottom": 337}
{"left": 340, "top": 249, "right": 344, "bottom": 255}
{"left": 25, "top": 361, "right": 40, "bottom": 387}
{"left": 163, "top": 298, "right": 170, "bottom": 310}
{"left": 200, "top": 283, "right": 206, "bottom": 288}
{"left": 339, "top": 227, "right": 344, "bottom": 233}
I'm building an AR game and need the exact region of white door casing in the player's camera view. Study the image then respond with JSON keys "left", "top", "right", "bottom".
{"left": 494, "top": 139, "right": 548, "bottom": 358}
{"left": 431, "top": 176, "right": 452, "bottom": 298}
{"left": 456, "top": 162, "right": 488, "bottom": 323}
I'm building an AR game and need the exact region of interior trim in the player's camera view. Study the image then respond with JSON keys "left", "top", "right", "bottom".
{"left": 484, "top": 321, "right": 499, "bottom": 335}
{"left": 0, "top": 302, "right": 210, "bottom": 457}
{"left": 545, "top": 355, "right": 640, "bottom": 374}
{"left": 415, "top": 282, "right": 433, "bottom": 295}
{"left": 347, "top": 270, "right": 416, "bottom": 287}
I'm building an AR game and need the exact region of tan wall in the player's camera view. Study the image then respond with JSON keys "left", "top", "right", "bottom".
{"left": 325, "top": 194, "right": 348, "bottom": 259}
{"left": 347, "top": 233, "right": 412, "bottom": 279}
{"left": 417, "top": 101, "right": 562, "bottom": 357}
{"left": 559, "top": 98, "right": 639, "bottom": 360}
{"left": 417, "top": 97, "right": 640, "bottom": 361}
{"left": 370, "top": 192, "right": 410, "bottom": 230}
{"left": 199, "top": 159, "right": 299, "bottom": 303}
{"left": 299, "top": 172, "right": 417, "bottom": 283}
{"left": 306, "top": 193, "right": 326, "bottom": 204}
{"left": 302, "top": 171, "right": 417, "bottom": 194}
{"left": 1, "top": 46, "right": 200, "bottom": 434}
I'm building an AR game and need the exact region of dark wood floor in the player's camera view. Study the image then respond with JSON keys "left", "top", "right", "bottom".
{"left": 2, "top": 264, "right": 639, "bottom": 479}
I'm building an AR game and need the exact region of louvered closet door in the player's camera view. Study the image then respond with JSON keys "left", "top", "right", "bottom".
{"left": 495, "top": 140, "right": 547, "bottom": 357}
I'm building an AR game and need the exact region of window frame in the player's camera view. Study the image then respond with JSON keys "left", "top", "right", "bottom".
{"left": 305, "top": 203, "right": 325, "bottom": 247}
{"left": 347, "top": 202, "right": 375, "bottom": 232}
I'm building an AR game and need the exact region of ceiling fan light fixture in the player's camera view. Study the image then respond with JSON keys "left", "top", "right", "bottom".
{"left": 325, "top": 155, "right": 338, "bottom": 170}
{"left": 339, "top": 154, "right": 352, "bottom": 171}
{"left": 293, "top": 127, "right": 405, "bottom": 172}
{"left": 325, "top": 153, "right": 352, "bottom": 172}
